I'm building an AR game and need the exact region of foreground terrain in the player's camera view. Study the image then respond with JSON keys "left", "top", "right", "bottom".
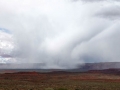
{"left": 0, "top": 69, "right": 120, "bottom": 90}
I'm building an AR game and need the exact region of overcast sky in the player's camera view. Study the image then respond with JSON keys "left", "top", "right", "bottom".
{"left": 0, "top": 0, "right": 120, "bottom": 69}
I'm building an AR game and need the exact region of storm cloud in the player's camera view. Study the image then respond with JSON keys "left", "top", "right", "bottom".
{"left": 80, "top": 0, "right": 120, "bottom": 3}
{"left": 96, "top": 6, "right": 120, "bottom": 19}
{"left": 0, "top": 0, "right": 120, "bottom": 69}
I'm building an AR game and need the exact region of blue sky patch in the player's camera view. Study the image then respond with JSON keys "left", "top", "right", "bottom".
{"left": 0, "top": 28, "right": 12, "bottom": 34}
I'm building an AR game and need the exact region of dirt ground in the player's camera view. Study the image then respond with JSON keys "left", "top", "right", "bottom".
{"left": 0, "top": 71, "right": 120, "bottom": 90}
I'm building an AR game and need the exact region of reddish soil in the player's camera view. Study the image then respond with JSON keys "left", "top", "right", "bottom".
{"left": 0, "top": 69, "right": 120, "bottom": 82}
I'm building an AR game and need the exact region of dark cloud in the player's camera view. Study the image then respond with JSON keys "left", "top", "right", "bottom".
{"left": 80, "top": 0, "right": 120, "bottom": 3}
{"left": 95, "top": 6, "right": 120, "bottom": 19}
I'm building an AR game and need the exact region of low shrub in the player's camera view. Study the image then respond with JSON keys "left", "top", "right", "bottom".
{"left": 45, "top": 87, "right": 54, "bottom": 90}
{"left": 57, "top": 88, "right": 68, "bottom": 90}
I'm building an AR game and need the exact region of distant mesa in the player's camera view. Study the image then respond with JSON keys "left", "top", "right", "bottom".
{"left": 0, "top": 62, "right": 120, "bottom": 73}
{"left": 6, "top": 71, "right": 39, "bottom": 75}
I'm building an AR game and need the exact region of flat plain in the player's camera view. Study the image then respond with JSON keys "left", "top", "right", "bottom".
{"left": 0, "top": 70, "right": 120, "bottom": 90}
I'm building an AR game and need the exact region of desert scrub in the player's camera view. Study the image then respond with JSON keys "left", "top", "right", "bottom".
{"left": 57, "top": 88, "right": 68, "bottom": 90}
{"left": 45, "top": 87, "right": 54, "bottom": 90}
{"left": 75, "top": 89, "right": 79, "bottom": 90}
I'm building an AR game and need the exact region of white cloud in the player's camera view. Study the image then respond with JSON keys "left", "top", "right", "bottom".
{"left": 0, "top": 0, "right": 120, "bottom": 68}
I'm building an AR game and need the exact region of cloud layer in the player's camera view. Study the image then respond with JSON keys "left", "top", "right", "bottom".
{"left": 0, "top": 0, "right": 120, "bottom": 68}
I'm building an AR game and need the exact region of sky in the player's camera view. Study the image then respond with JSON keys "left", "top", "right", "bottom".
{"left": 0, "top": 0, "right": 120, "bottom": 69}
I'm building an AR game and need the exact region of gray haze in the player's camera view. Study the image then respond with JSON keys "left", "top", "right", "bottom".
{"left": 0, "top": 0, "right": 120, "bottom": 69}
